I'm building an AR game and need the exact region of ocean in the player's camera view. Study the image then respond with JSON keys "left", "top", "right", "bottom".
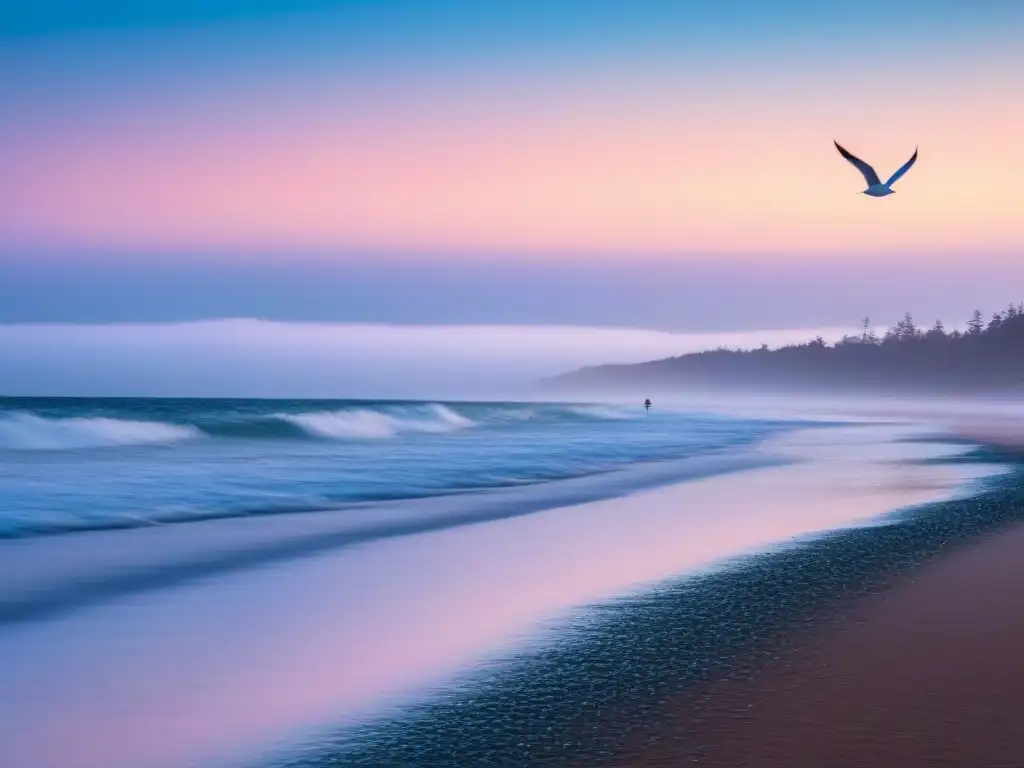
{"left": 0, "top": 397, "right": 802, "bottom": 539}
{"left": 0, "top": 396, "right": 1011, "bottom": 768}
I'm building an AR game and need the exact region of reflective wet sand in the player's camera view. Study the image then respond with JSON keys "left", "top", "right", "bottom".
{"left": 0, "top": 425, "right": 1001, "bottom": 768}
{"left": 615, "top": 523, "right": 1024, "bottom": 767}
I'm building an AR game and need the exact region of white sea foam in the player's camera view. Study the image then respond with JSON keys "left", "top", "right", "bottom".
{"left": 490, "top": 408, "right": 539, "bottom": 421}
{"left": 276, "top": 404, "right": 476, "bottom": 439}
{"left": 0, "top": 412, "right": 202, "bottom": 451}
{"left": 565, "top": 405, "right": 634, "bottom": 420}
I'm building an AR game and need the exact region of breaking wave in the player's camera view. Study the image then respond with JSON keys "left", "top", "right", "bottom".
{"left": 0, "top": 396, "right": 800, "bottom": 540}
{"left": 0, "top": 411, "right": 201, "bottom": 451}
{"left": 0, "top": 401, "right": 642, "bottom": 451}
{"left": 276, "top": 405, "right": 475, "bottom": 439}
{"left": 565, "top": 405, "right": 634, "bottom": 420}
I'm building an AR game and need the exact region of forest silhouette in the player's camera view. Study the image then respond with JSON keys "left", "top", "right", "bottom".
{"left": 545, "top": 304, "right": 1024, "bottom": 395}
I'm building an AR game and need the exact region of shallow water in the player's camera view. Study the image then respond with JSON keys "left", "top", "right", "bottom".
{"left": 0, "top": 397, "right": 799, "bottom": 537}
{"left": 0, "top": 419, "right": 1000, "bottom": 768}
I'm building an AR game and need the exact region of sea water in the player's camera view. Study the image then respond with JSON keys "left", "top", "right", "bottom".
{"left": 0, "top": 398, "right": 1004, "bottom": 768}
{"left": 0, "top": 397, "right": 802, "bottom": 538}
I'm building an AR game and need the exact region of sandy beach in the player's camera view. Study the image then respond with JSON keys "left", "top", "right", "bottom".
{"left": 0, "top": 420, "right": 1018, "bottom": 768}
{"left": 602, "top": 421, "right": 1024, "bottom": 767}
{"left": 615, "top": 522, "right": 1024, "bottom": 767}
{"left": 278, "top": 428, "right": 1021, "bottom": 768}
{"left": 9, "top": 3, "right": 1024, "bottom": 766}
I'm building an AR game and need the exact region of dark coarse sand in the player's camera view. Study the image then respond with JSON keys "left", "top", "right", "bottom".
{"left": 269, "top": 461, "right": 1024, "bottom": 768}
{"left": 617, "top": 524, "right": 1024, "bottom": 768}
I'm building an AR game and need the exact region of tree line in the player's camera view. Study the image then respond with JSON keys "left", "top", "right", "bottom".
{"left": 544, "top": 303, "right": 1024, "bottom": 395}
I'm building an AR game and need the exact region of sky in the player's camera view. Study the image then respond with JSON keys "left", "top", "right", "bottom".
{"left": 0, "top": 320, "right": 872, "bottom": 398}
{"left": 2, "top": 1, "right": 1024, "bottom": 394}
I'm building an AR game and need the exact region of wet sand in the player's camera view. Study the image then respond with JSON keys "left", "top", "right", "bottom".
{"left": 3, "top": 423, "right": 1019, "bottom": 768}
{"left": 618, "top": 522, "right": 1024, "bottom": 768}
{"left": 0, "top": 426, "right": 997, "bottom": 768}
{"left": 277, "top": 439, "right": 1024, "bottom": 767}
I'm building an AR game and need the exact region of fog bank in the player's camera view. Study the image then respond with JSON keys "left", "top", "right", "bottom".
{"left": 1, "top": 320, "right": 862, "bottom": 399}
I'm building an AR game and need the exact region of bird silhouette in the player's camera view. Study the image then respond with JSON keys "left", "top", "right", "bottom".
{"left": 834, "top": 140, "right": 918, "bottom": 197}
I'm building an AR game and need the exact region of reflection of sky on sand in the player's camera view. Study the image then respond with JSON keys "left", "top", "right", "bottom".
{"left": 0, "top": 427, "right": 1002, "bottom": 768}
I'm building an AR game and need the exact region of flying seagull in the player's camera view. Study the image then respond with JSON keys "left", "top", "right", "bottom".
{"left": 834, "top": 140, "right": 918, "bottom": 197}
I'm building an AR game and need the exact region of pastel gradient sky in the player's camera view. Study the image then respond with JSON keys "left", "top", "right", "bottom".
{"left": 2, "top": 0, "right": 1023, "bottom": 328}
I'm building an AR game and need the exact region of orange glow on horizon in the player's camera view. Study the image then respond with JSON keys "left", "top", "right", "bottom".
{"left": 2, "top": 61, "right": 1022, "bottom": 258}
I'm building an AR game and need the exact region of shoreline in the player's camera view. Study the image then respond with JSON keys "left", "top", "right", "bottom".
{"left": 615, "top": 521, "right": 1024, "bottom": 767}
{"left": 0, "top": 424, "right": 993, "bottom": 768}
{"left": 0, "top": 447, "right": 787, "bottom": 625}
{"left": 259, "top": 441, "right": 1023, "bottom": 768}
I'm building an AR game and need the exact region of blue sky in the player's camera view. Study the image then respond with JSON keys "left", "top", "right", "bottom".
{"left": 2, "top": 0, "right": 1023, "bottom": 330}
{"left": 4, "top": 1, "right": 1019, "bottom": 41}
{"left": 3, "top": 255, "right": 1022, "bottom": 332}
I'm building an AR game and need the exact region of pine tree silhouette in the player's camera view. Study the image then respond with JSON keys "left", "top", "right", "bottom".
{"left": 547, "top": 301, "right": 1024, "bottom": 395}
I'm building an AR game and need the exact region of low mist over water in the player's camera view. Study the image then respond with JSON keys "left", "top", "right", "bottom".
{"left": 0, "top": 320, "right": 863, "bottom": 399}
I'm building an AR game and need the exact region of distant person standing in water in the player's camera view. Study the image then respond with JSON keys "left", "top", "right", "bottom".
{"left": 644, "top": 398, "right": 652, "bottom": 412}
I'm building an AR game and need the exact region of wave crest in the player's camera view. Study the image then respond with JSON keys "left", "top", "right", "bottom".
{"left": 564, "top": 405, "right": 634, "bottom": 420}
{"left": 0, "top": 401, "right": 638, "bottom": 450}
{"left": 0, "top": 412, "right": 202, "bottom": 451}
{"left": 275, "top": 404, "right": 475, "bottom": 439}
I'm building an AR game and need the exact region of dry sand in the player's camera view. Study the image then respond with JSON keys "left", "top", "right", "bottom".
{"left": 617, "top": 523, "right": 1024, "bottom": 768}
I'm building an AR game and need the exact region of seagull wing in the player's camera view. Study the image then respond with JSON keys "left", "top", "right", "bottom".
{"left": 834, "top": 140, "right": 881, "bottom": 187}
{"left": 885, "top": 147, "right": 918, "bottom": 187}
